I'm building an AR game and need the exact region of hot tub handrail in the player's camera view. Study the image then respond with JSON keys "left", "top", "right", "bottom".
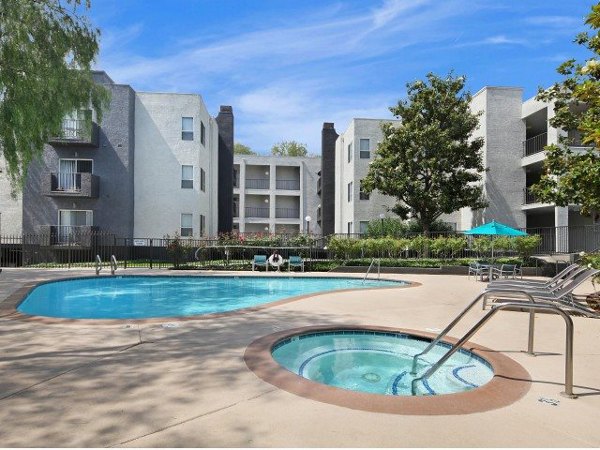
{"left": 362, "top": 258, "right": 381, "bottom": 284}
{"left": 410, "top": 290, "right": 536, "bottom": 375}
{"left": 95, "top": 255, "right": 102, "bottom": 276}
{"left": 411, "top": 302, "right": 575, "bottom": 398}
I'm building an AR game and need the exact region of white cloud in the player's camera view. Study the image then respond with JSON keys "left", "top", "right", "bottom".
{"left": 525, "top": 15, "right": 581, "bottom": 28}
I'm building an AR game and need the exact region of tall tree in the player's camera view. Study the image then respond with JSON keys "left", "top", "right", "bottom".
{"left": 362, "top": 73, "right": 487, "bottom": 236}
{"left": 531, "top": 4, "right": 600, "bottom": 219}
{"left": 234, "top": 143, "right": 257, "bottom": 155}
{"left": 0, "top": 0, "right": 109, "bottom": 190}
{"left": 271, "top": 140, "right": 308, "bottom": 157}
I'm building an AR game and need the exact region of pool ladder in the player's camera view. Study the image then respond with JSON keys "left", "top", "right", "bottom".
{"left": 362, "top": 258, "right": 381, "bottom": 284}
{"left": 95, "top": 255, "right": 119, "bottom": 276}
{"left": 409, "top": 289, "right": 576, "bottom": 398}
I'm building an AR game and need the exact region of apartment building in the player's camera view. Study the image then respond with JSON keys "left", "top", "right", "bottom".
{"left": 324, "top": 87, "right": 597, "bottom": 238}
{"left": 233, "top": 155, "right": 321, "bottom": 235}
{"left": 21, "top": 71, "right": 136, "bottom": 243}
{"left": 133, "top": 92, "right": 219, "bottom": 238}
{"left": 0, "top": 71, "right": 234, "bottom": 243}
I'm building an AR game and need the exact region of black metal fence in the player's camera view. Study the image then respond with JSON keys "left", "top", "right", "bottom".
{"left": 1, "top": 225, "right": 599, "bottom": 269}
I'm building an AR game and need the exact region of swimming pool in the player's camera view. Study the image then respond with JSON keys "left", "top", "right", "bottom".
{"left": 272, "top": 329, "right": 494, "bottom": 396}
{"left": 17, "top": 276, "right": 407, "bottom": 319}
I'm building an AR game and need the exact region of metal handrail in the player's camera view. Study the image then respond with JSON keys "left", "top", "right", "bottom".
{"left": 95, "top": 255, "right": 102, "bottom": 275}
{"left": 411, "top": 290, "right": 536, "bottom": 374}
{"left": 411, "top": 302, "right": 576, "bottom": 398}
{"left": 110, "top": 255, "right": 118, "bottom": 275}
{"left": 362, "top": 257, "right": 381, "bottom": 284}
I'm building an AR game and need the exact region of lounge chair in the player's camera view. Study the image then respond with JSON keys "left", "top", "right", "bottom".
{"left": 488, "top": 263, "right": 581, "bottom": 290}
{"left": 252, "top": 255, "right": 268, "bottom": 272}
{"left": 490, "top": 264, "right": 517, "bottom": 280}
{"left": 483, "top": 267, "right": 600, "bottom": 317}
{"left": 467, "top": 262, "right": 486, "bottom": 281}
{"left": 288, "top": 255, "right": 304, "bottom": 272}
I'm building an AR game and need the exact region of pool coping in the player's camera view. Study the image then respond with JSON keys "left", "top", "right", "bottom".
{"left": 244, "top": 325, "right": 531, "bottom": 416}
{"left": 0, "top": 274, "right": 420, "bottom": 325}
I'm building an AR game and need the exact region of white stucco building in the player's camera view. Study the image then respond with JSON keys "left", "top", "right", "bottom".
{"left": 233, "top": 155, "right": 321, "bottom": 235}
{"left": 331, "top": 88, "right": 598, "bottom": 238}
{"left": 134, "top": 92, "right": 219, "bottom": 238}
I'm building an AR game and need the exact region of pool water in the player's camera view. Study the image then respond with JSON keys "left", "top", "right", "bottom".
{"left": 17, "top": 276, "right": 405, "bottom": 319}
{"left": 272, "top": 330, "right": 494, "bottom": 396}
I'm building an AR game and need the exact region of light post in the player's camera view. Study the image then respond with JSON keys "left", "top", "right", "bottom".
{"left": 379, "top": 213, "right": 385, "bottom": 237}
{"left": 305, "top": 215, "right": 312, "bottom": 235}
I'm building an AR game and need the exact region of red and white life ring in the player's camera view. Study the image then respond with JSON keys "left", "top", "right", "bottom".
{"left": 268, "top": 254, "right": 283, "bottom": 268}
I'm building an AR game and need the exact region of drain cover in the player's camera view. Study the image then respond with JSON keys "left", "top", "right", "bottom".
{"left": 362, "top": 372, "right": 381, "bottom": 383}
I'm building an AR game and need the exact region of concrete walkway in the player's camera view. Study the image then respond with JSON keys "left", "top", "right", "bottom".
{"left": 0, "top": 268, "right": 599, "bottom": 447}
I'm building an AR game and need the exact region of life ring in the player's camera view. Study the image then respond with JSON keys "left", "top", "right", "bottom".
{"left": 268, "top": 254, "right": 283, "bottom": 268}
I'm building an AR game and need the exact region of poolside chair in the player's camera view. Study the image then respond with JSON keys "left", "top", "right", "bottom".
{"left": 288, "top": 255, "right": 304, "bottom": 272}
{"left": 483, "top": 268, "right": 600, "bottom": 317}
{"left": 468, "top": 262, "right": 487, "bottom": 281}
{"left": 488, "top": 263, "right": 581, "bottom": 290}
{"left": 252, "top": 255, "right": 268, "bottom": 272}
{"left": 490, "top": 264, "right": 517, "bottom": 280}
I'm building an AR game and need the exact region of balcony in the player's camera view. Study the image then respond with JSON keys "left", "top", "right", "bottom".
{"left": 276, "top": 179, "right": 300, "bottom": 190}
{"left": 245, "top": 206, "right": 270, "bottom": 218}
{"left": 275, "top": 208, "right": 300, "bottom": 219}
{"left": 49, "top": 119, "right": 99, "bottom": 147}
{"left": 523, "top": 187, "right": 543, "bottom": 205}
{"left": 523, "top": 132, "right": 547, "bottom": 157}
{"left": 233, "top": 206, "right": 239, "bottom": 217}
{"left": 245, "top": 178, "right": 270, "bottom": 189}
{"left": 39, "top": 225, "right": 98, "bottom": 247}
{"left": 43, "top": 172, "right": 99, "bottom": 198}
{"left": 317, "top": 177, "right": 321, "bottom": 196}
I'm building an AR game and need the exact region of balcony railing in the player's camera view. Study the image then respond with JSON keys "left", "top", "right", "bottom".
{"left": 275, "top": 208, "right": 300, "bottom": 219}
{"left": 276, "top": 179, "right": 300, "bottom": 190}
{"left": 49, "top": 119, "right": 98, "bottom": 147}
{"left": 245, "top": 178, "right": 270, "bottom": 189}
{"left": 45, "top": 172, "right": 99, "bottom": 198}
{"left": 40, "top": 225, "right": 98, "bottom": 246}
{"left": 523, "top": 132, "right": 547, "bottom": 157}
{"left": 245, "top": 206, "right": 270, "bottom": 218}
{"left": 524, "top": 187, "right": 541, "bottom": 205}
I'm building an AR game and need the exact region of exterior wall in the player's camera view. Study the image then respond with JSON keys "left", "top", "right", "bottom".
{"left": 0, "top": 156, "right": 22, "bottom": 235}
{"left": 233, "top": 155, "right": 321, "bottom": 235}
{"left": 334, "top": 119, "right": 400, "bottom": 234}
{"left": 134, "top": 92, "right": 218, "bottom": 238}
{"left": 474, "top": 87, "right": 526, "bottom": 229}
{"left": 320, "top": 123, "right": 338, "bottom": 235}
{"left": 22, "top": 72, "right": 136, "bottom": 237}
{"left": 216, "top": 106, "right": 233, "bottom": 234}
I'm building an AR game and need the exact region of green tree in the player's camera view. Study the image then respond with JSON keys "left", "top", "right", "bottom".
{"left": 271, "top": 140, "right": 308, "bottom": 157}
{"left": 530, "top": 4, "right": 600, "bottom": 218}
{"left": 234, "top": 143, "right": 257, "bottom": 155}
{"left": 0, "top": 0, "right": 109, "bottom": 190}
{"left": 362, "top": 72, "right": 487, "bottom": 236}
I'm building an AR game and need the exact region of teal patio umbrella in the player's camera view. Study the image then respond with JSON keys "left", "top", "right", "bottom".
{"left": 464, "top": 220, "right": 527, "bottom": 260}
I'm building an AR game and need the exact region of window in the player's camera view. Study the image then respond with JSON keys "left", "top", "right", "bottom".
{"left": 181, "top": 213, "right": 193, "bottom": 236}
{"left": 200, "top": 215, "right": 206, "bottom": 236}
{"left": 359, "top": 221, "right": 369, "bottom": 235}
{"left": 347, "top": 221, "right": 353, "bottom": 234}
{"left": 181, "top": 165, "right": 193, "bottom": 189}
{"left": 347, "top": 181, "right": 353, "bottom": 202}
{"left": 200, "top": 168, "right": 206, "bottom": 192}
{"left": 347, "top": 142, "right": 353, "bottom": 163}
{"left": 359, "top": 182, "right": 370, "bottom": 200}
{"left": 58, "top": 159, "right": 93, "bottom": 191}
{"left": 200, "top": 121, "right": 206, "bottom": 146}
{"left": 182, "top": 117, "right": 194, "bottom": 140}
{"left": 359, "top": 139, "right": 370, "bottom": 158}
{"left": 57, "top": 210, "right": 93, "bottom": 243}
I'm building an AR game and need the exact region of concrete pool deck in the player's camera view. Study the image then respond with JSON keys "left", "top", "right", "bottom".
{"left": 0, "top": 268, "right": 599, "bottom": 447}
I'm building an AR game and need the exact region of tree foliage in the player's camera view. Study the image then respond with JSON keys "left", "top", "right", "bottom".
{"left": 531, "top": 4, "right": 600, "bottom": 217}
{"left": 234, "top": 143, "right": 256, "bottom": 155}
{"left": 271, "top": 140, "right": 308, "bottom": 157}
{"left": 0, "top": 0, "right": 109, "bottom": 190}
{"left": 362, "top": 72, "right": 487, "bottom": 236}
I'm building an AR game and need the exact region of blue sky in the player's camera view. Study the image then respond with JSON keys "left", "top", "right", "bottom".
{"left": 92, "top": 0, "right": 596, "bottom": 155}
